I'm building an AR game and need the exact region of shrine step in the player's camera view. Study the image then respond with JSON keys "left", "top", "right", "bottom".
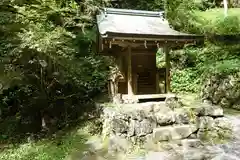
{"left": 122, "top": 94, "right": 175, "bottom": 103}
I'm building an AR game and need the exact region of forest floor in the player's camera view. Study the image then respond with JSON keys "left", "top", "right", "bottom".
{"left": 0, "top": 122, "right": 95, "bottom": 160}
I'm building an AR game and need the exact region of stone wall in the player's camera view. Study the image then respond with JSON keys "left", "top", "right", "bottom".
{"left": 201, "top": 73, "right": 240, "bottom": 110}
{"left": 101, "top": 97, "right": 232, "bottom": 153}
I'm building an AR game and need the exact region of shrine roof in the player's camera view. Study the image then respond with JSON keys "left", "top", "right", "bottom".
{"left": 97, "top": 8, "right": 203, "bottom": 41}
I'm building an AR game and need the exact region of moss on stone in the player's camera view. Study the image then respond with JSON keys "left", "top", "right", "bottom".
{"left": 199, "top": 129, "right": 232, "bottom": 144}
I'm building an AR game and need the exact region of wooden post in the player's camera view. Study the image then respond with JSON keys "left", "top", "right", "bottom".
{"left": 156, "top": 70, "right": 160, "bottom": 94}
{"left": 127, "top": 46, "right": 134, "bottom": 97}
{"left": 133, "top": 74, "right": 138, "bottom": 95}
{"left": 164, "top": 47, "right": 171, "bottom": 93}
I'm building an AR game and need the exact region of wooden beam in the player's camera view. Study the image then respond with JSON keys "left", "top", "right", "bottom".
{"left": 110, "top": 40, "right": 184, "bottom": 48}
{"left": 105, "top": 35, "right": 203, "bottom": 42}
{"left": 127, "top": 46, "right": 134, "bottom": 96}
{"left": 104, "top": 39, "right": 194, "bottom": 50}
{"left": 164, "top": 47, "right": 171, "bottom": 93}
{"left": 132, "top": 52, "right": 156, "bottom": 56}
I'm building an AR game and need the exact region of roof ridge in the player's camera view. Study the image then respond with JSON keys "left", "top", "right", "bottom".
{"left": 104, "top": 8, "right": 164, "bottom": 17}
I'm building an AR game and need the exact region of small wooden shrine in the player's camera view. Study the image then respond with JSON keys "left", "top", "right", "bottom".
{"left": 96, "top": 8, "right": 203, "bottom": 102}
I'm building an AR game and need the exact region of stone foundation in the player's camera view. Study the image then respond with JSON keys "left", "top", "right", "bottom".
{"left": 101, "top": 96, "right": 232, "bottom": 153}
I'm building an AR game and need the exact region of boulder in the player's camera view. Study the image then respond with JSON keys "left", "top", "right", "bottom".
{"left": 182, "top": 148, "right": 206, "bottom": 160}
{"left": 213, "top": 117, "right": 232, "bottom": 130}
{"left": 197, "top": 116, "right": 214, "bottom": 129}
{"left": 153, "top": 103, "right": 172, "bottom": 113}
{"left": 141, "top": 102, "right": 155, "bottom": 113}
{"left": 183, "top": 146, "right": 223, "bottom": 160}
{"left": 195, "top": 103, "right": 223, "bottom": 117}
{"left": 145, "top": 152, "right": 171, "bottom": 160}
{"left": 181, "top": 139, "right": 203, "bottom": 149}
{"left": 145, "top": 151, "right": 182, "bottom": 160}
{"left": 153, "top": 125, "right": 197, "bottom": 142}
{"left": 172, "top": 125, "right": 198, "bottom": 140}
{"left": 197, "top": 117, "right": 232, "bottom": 140}
{"left": 232, "top": 100, "right": 240, "bottom": 110}
{"left": 203, "top": 146, "right": 225, "bottom": 159}
{"left": 165, "top": 96, "right": 183, "bottom": 109}
{"left": 212, "top": 89, "right": 224, "bottom": 104}
{"left": 102, "top": 117, "right": 113, "bottom": 139}
{"left": 135, "top": 119, "right": 156, "bottom": 137}
{"left": 145, "top": 134, "right": 153, "bottom": 143}
{"left": 112, "top": 118, "right": 128, "bottom": 134}
{"left": 201, "top": 73, "right": 240, "bottom": 110}
{"left": 155, "top": 111, "right": 175, "bottom": 126}
{"left": 102, "top": 107, "right": 116, "bottom": 119}
{"left": 220, "top": 98, "right": 231, "bottom": 108}
{"left": 108, "top": 135, "right": 130, "bottom": 153}
{"left": 85, "top": 137, "right": 104, "bottom": 152}
{"left": 196, "top": 129, "right": 211, "bottom": 140}
{"left": 188, "top": 133, "right": 197, "bottom": 139}
{"left": 174, "top": 108, "right": 190, "bottom": 124}
{"left": 102, "top": 107, "right": 128, "bottom": 123}
{"left": 125, "top": 104, "right": 154, "bottom": 121}
{"left": 128, "top": 119, "right": 138, "bottom": 137}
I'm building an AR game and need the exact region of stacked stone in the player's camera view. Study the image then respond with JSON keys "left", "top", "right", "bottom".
{"left": 101, "top": 97, "right": 191, "bottom": 143}
{"left": 101, "top": 97, "right": 232, "bottom": 153}
{"left": 195, "top": 103, "right": 232, "bottom": 140}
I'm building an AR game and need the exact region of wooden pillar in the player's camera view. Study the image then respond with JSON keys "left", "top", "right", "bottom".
{"left": 133, "top": 74, "right": 138, "bottom": 95}
{"left": 127, "top": 46, "right": 134, "bottom": 96}
{"left": 164, "top": 47, "right": 171, "bottom": 93}
{"left": 156, "top": 71, "right": 160, "bottom": 94}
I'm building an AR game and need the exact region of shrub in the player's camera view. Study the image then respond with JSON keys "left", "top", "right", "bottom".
{"left": 171, "top": 68, "right": 201, "bottom": 93}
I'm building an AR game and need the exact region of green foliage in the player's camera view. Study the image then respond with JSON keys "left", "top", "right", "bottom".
{"left": 162, "top": 0, "right": 240, "bottom": 94}
{"left": 214, "top": 15, "right": 240, "bottom": 34}
{"left": 156, "top": 49, "right": 166, "bottom": 68}
{"left": 118, "top": 0, "right": 164, "bottom": 11}
{"left": 0, "top": 0, "right": 111, "bottom": 140}
{"left": 164, "top": 0, "right": 198, "bottom": 32}
{"left": 193, "top": 8, "right": 240, "bottom": 34}
{"left": 0, "top": 125, "right": 91, "bottom": 160}
{"left": 165, "top": 0, "right": 240, "bottom": 34}
{"left": 170, "top": 43, "right": 240, "bottom": 93}
{"left": 171, "top": 68, "right": 201, "bottom": 93}
{"left": 203, "top": 59, "right": 240, "bottom": 76}
{"left": 170, "top": 47, "right": 199, "bottom": 69}
{"left": 194, "top": 0, "right": 216, "bottom": 10}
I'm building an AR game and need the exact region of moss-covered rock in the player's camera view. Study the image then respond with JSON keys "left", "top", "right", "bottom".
{"left": 197, "top": 117, "right": 233, "bottom": 143}
{"left": 201, "top": 73, "right": 240, "bottom": 110}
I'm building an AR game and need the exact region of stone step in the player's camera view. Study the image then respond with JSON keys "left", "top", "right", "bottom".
{"left": 152, "top": 125, "right": 198, "bottom": 142}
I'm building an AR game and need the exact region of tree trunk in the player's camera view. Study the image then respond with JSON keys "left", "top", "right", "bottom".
{"left": 223, "top": 0, "right": 228, "bottom": 17}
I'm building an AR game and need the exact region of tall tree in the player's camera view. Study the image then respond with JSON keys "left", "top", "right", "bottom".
{"left": 0, "top": 0, "right": 111, "bottom": 137}
{"left": 223, "top": 0, "right": 228, "bottom": 17}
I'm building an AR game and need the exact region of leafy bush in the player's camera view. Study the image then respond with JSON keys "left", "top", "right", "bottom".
{"left": 0, "top": 0, "right": 111, "bottom": 141}
{"left": 214, "top": 15, "right": 240, "bottom": 34}
{"left": 170, "top": 43, "right": 240, "bottom": 93}
{"left": 203, "top": 59, "right": 240, "bottom": 76}
{"left": 170, "top": 47, "right": 199, "bottom": 69}
{"left": 171, "top": 68, "right": 201, "bottom": 93}
{"left": 164, "top": 0, "right": 199, "bottom": 32}
{"left": 194, "top": 0, "right": 216, "bottom": 10}
{"left": 118, "top": 0, "right": 164, "bottom": 11}
{"left": 156, "top": 49, "right": 166, "bottom": 68}
{"left": 193, "top": 8, "right": 240, "bottom": 35}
